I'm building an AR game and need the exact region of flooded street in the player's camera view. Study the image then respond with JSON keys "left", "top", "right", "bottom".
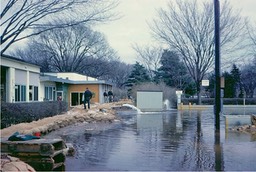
{"left": 44, "top": 109, "right": 256, "bottom": 171}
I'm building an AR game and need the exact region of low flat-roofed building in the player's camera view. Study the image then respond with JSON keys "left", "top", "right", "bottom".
{"left": 1, "top": 54, "right": 41, "bottom": 103}
{"left": 40, "top": 72, "right": 112, "bottom": 107}
{"left": 1, "top": 55, "right": 112, "bottom": 107}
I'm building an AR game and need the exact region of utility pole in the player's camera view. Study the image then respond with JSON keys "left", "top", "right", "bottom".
{"left": 214, "top": 0, "right": 221, "bottom": 131}
{"left": 214, "top": 3, "right": 224, "bottom": 171}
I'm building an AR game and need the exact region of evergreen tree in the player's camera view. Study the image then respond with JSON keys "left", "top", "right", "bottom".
{"left": 222, "top": 71, "right": 234, "bottom": 98}
{"left": 125, "top": 62, "right": 151, "bottom": 96}
{"left": 155, "top": 50, "right": 194, "bottom": 94}
{"left": 207, "top": 65, "right": 243, "bottom": 98}
{"left": 221, "top": 64, "right": 242, "bottom": 98}
{"left": 230, "top": 64, "right": 242, "bottom": 97}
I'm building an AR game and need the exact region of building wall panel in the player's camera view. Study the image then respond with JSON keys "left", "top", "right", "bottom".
{"left": 68, "top": 84, "right": 99, "bottom": 107}
{"left": 137, "top": 91, "right": 163, "bottom": 112}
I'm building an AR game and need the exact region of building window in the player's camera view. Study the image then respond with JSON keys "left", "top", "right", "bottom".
{"left": 29, "top": 86, "right": 32, "bottom": 101}
{"left": 34, "top": 86, "right": 38, "bottom": 101}
{"left": 15, "top": 85, "right": 26, "bottom": 102}
{"left": 1, "top": 84, "right": 5, "bottom": 102}
{"left": 29, "top": 85, "right": 38, "bottom": 101}
{"left": 44, "top": 86, "right": 56, "bottom": 101}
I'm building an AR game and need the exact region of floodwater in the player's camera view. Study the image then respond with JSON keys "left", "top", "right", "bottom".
{"left": 44, "top": 108, "right": 256, "bottom": 171}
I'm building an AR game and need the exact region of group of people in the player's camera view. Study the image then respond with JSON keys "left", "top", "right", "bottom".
{"left": 83, "top": 88, "right": 114, "bottom": 109}
{"left": 103, "top": 90, "right": 114, "bottom": 103}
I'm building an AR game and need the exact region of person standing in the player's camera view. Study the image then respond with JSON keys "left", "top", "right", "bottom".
{"left": 108, "top": 89, "right": 113, "bottom": 102}
{"left": 103, "top": 90, "right": 108, "bottom": 103}
{"left": 84, "top": 88, "right": 92, "bottom": 109}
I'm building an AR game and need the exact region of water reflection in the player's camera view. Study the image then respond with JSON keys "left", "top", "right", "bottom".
{"left": 44, "top": 109, "right": 256, "bottom": 171}
{"left": 176, "top": 111, "right": 183, "bottom": 132}
{"left": 214, "top": 130, "right": 224, "bottom": 171}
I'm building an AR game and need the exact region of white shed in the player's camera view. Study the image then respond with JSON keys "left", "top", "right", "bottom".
{"left": 136, "top": 90, "right": 163, "bottom": 112}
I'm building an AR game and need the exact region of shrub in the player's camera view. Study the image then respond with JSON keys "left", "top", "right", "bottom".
{"left": 222, "top": 98, "right": 256, "bottom": 105}
{"left": 112, "top": 86, "right": 128, "bottom": 101}
{"left": 1, "top": 101, "right": 68, "bottom": 129}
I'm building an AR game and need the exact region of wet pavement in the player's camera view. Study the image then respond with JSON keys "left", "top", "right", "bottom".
{"left": 44, "top": 109, "right": 256, "bottom": 171}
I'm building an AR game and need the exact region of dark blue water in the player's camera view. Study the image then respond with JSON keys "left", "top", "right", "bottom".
{"left": 44, "top": 109, "right": 256, "bottom": 171}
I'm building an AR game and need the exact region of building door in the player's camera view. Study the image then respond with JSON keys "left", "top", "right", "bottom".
{"left": 71, "top": 92, "right": 84, "bottom": 107}
{"left": 71, "top": 93, "right": 78, "bottom": 106}
{"left": 57, "top": 91, "right": 63, "bottom": 101}
{"left": 79, "top": 93, "right": 83, "bottom": 105}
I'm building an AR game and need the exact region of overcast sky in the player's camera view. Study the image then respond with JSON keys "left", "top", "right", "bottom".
{"left": 96, "top": 0, "right": 256, "bottom": 64}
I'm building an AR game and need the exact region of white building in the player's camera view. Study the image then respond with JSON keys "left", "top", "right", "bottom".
{"left": 1, "top": 55, "right": 112, "bottom": 107}
{"left": 1, "top": 54, "right": 41, "bottom": 103}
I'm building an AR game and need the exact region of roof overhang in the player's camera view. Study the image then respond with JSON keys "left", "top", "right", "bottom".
{"left": 40, "top": 75, "right": 112, "bottom": 86}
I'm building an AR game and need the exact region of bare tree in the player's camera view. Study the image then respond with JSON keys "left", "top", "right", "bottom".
{"left": 0, "top": 0, "right": 118, "bottom": 54}
{"left": 150, "top": 0, "right": 246, "bottom": 104}
{"left": 241, "top": 57, "right": 256, "bottom": 98}
{"left": 246, "top": 22, "right": 256, "bottom": 56}
{"left": 13, "top": 23, "right": 118, "bottom": 73}
{"left": 13, "top": 43, "right": 52, "bottom": 72}
{"left": 133, "top": 44, "right": 162, "bottom": 80}
{"left": 83, "top": 57, "right": 117, "bottom": 78}
{"left": 105, "top": 61, "right": 133, "bottom": 88}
